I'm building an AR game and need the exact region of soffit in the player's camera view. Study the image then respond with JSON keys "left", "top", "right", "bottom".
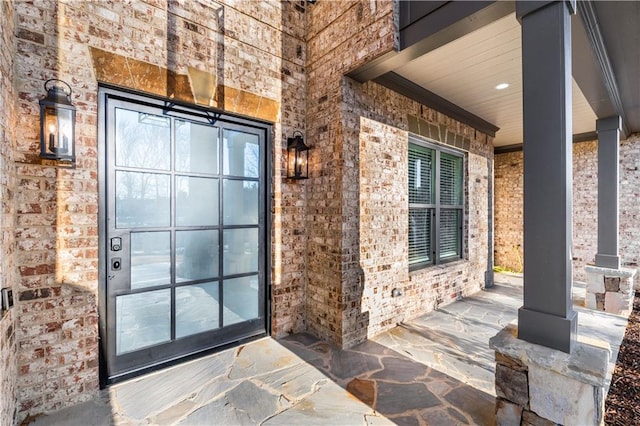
{"left": 393, "top": 13, "right": 597, "bottom": 147}
{"left": 592, "top": 1, "right": 640, "bottom": 133}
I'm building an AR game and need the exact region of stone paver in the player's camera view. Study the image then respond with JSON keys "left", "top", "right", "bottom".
{"left": 29, "top": 273, "right": 627, "bottom": 426}
{"left": 279, "top": 331, "right": 493, "bottom": 425}
{"left": 112, "top": 348, "right": 236, "bottom": 420}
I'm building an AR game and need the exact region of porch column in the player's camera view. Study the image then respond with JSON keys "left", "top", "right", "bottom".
{"left": 516, "top": 0, "right": 577, "bottom": 353}
{"left": 595, "top": 116, "right": 622, "bottom": 269}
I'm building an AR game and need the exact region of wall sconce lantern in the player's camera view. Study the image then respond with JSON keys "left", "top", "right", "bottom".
{"left": 39, "top": 79, "right": 76, "bottom": 163}
{"left": 287, "top": 132, "right": 309, "bottom": 180}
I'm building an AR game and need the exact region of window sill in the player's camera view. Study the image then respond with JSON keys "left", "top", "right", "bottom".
{"left": 409, "top": 258, "right": 468, "bottom": 276}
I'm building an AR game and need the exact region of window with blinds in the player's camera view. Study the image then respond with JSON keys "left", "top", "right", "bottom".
{"left": 409, "top": 138, "right": 464, "bottom": 270}
{"left": 440, "top": 209, "right": 461, "bottom": 259}
{"left": 440, "top": 152, "right": 463, "bottom": 206}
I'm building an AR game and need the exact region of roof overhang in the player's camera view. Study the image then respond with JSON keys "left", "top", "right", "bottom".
{"left": 347, "top": 1, "right": 638, "bottom": 145}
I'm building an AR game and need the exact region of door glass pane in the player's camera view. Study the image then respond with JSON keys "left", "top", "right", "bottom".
{"left": 116, "top": 289, "right": 170, "bottom": 355}
{"left": 176, "top": 121, "right": 219, "bottom": 175}
{"left": 440, "top": 209, "right": 461, "bottom": 259}
{"left": 223, "top": 180, "right": 259, "bottom": 225}
{"left": 223, "top": 130, "right": 259, "bottom": 177}
{"left": 176, "top": 176, "right": 219, "bottom": 226}
{"left": 223, "top": 228, "right": 259, "bottom": 275}
{"left": 116, "top": 171, "right": 170, "bottom": 228}
{"left": 176, "top": 230, "right": 219, "bottom": 282}
{"left": 131, "top": 232, "right": 170, "bottom": 289}
{"left": 115, "top": 108, "right": 170, "bottom": 170}
{"left": 223, "top": 276, "right": 259, "bottom": 326}
{"left": 176, "top": 282, "right": 220, "bottom": 338}
{"left": 409, "top": 208, "right": 432, "bottom": 266}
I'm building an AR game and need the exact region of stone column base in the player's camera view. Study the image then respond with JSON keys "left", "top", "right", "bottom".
{"left": 489, "top": 324, "right": 610, "bottom": 426}
{"left": 584, "top": 265, "right": 637, "bottom": 316}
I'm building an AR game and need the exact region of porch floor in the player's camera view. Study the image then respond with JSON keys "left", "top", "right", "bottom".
{"left": 30, "top": 273, "right": 627, "bottom": 425}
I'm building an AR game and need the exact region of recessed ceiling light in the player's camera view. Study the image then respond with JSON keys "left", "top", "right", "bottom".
{"left": 495, "top": 83, "right": 510, "bottom": 90}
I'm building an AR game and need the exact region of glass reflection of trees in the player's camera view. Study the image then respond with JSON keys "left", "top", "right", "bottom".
{"left": 176, "top": 120, "right": 219, "bottom": 175}
{"left": 223, "top": 130, "right": 259, "bottom": 177}
{"left": 116, "top": 109, "right": 170, "bottom": 170}
{"left": 222, "top": 179, "right": 258, "bottom": 225}
{"left": 115, "top": 109, "right": 171, "bottom": 228}
{"left": 114, "top": 113, "right": 261, "bottom": 283}
{"left": 116, "top": 171, "right": 170, "bottom": 228}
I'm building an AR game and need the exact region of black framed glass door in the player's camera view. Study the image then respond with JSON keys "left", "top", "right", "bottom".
{"left": 99, "top": 89, "right": 269, "bottom": 383}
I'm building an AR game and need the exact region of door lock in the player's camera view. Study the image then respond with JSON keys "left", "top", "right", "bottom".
{"left": 111, "top": 237, "right": 122, "bottom": 251}
{"left": 111, "top": 257, "right": 122, "bottom": 271}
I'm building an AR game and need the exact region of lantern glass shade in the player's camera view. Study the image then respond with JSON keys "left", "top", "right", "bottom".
{"left": 287, "top": 134, "right": 309, "bottom": 179}
{"left": 39, "top": 81, "right": 76, "bottom": 162}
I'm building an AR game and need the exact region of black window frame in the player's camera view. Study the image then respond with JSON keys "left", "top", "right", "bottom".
{"left": 408, "top": 135, "right": 465, "bottom": 272}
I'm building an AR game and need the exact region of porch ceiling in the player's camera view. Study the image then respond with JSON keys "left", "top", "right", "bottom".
{"left": 393, "top": 13, "right": 596, "bottom": 147}
{"left": 351, "top": 1, "right": 640, "bottom": 148}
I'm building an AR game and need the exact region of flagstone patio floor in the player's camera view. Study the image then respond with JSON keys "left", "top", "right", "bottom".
{"left": 30, "top": 273, "right": 627, "bottom": 425}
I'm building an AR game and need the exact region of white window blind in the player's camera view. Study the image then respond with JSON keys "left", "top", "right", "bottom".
{"left": 408, "top": 144, "right": 434, "bottom": 205}
{"left": 440, "top": 152, "right": 463, "bottom": 205}
{"left": 409, "top": 209, "right": 432, "bottom": 266}
{"left": 439, "top": 209, "right": 461, "bottom": 259}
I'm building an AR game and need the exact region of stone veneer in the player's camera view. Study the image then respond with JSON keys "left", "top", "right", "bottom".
{"left": 6, "top": 0, "right": 307, "bottom": 421}
{"left": 0, "top": 1, "right": 18, "bottom": 424}
{"left": 490, "top": 324, "right": 610, "bottom": 426}
{"left": 585, "top": 265, "right": 636, "bottom": 315}
{"left": 494, "top": 135, "right": 640, "bottom": 281}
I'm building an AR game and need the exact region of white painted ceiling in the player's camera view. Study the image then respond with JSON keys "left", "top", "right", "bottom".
{"left": 394, "top": 13, "right": 597, "bottom": 147}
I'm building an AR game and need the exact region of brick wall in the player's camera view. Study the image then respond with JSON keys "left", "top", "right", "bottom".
{"left": 358, "top": 116, "right": 492, "bottom": 339}
{"left": 305, "top": 0, "right": 493, "bottom": 347}
{"left": 619, "top": 135, "right": 640, "bottom": 270}
{"left": 494, "top": 151, "right": 524, "bottom": 272}
{"left": 359, "top": 118, "right": 409, "bottom": 338}
{"left": 0, "top": 0, "right": 18, "bottom": 424}
{"left": 10, "top": 0, "right": 632, "bottom": 421}
{"left": 354, "top": 82, "right": 493, "bottom": 341}
{"left": 10, "top": 0, "right": 307, "bottom": 421}
{"left": 305, "top": 0, "right": 398, "bottom": 347}
{"left": 573, "top": 141, "right": 599, "bottom": 275}
{"left": 494, "top": 135, "right": 640, "bottom": 280}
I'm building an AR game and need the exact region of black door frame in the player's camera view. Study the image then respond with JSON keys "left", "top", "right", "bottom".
{"left": 97, "top": 85, "right": 272, "bottom": 387}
